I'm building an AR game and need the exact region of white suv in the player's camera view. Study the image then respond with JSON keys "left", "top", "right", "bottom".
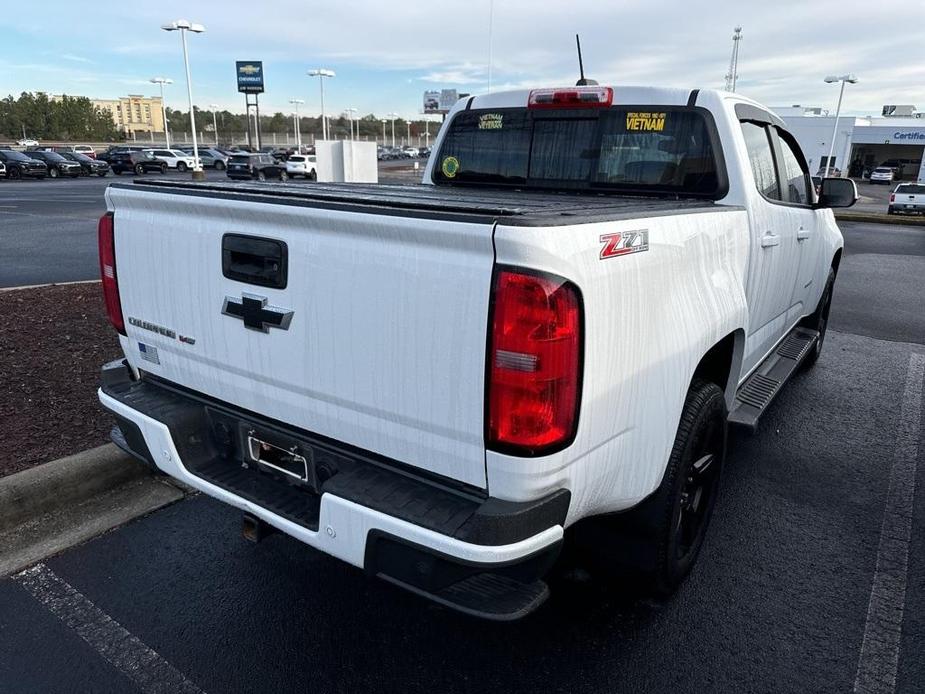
{"left": 145, "top": 149, "right": 197, "bottom": 172}
{"left": 869, "top": 166, "right": 895, "bottom": 184}
{"left": 285, "top": 154, "right": 317, "bottom": 180}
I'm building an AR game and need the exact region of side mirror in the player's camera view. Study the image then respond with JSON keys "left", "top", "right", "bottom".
{"left": 817, "top": 177, "right": 858, "bottom": 209}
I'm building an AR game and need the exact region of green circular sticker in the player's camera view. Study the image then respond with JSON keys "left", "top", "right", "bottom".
{"left": 441, "top": 156, "right": 460, "bottom": 178}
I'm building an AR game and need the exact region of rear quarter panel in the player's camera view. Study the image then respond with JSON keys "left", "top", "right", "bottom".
{"left": 490, "top": 208, "right": 749, "bottom": 522}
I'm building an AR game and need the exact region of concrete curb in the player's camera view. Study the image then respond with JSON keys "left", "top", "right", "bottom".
{"left": 0, "top": 279, "right": 100, "bottom": 293}
{"left": 0, "top": 444, "right": 188, "bottom": 576}
{"left": 835, "top": 211, "right": 925, "bottom": 227}
{"left": 0, "top": 444, "right": 147, "bottom": 527}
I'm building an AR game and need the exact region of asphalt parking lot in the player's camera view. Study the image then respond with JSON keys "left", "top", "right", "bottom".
{"left": 0, "top": 176, "right": 923, "bottom": 693}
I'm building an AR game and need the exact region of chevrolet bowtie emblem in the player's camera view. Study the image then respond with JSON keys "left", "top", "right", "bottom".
{"left": 222, "top": 294, "right": 293, "bottom": 333}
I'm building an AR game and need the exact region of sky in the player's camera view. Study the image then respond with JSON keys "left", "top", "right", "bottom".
{"left": 2, "top": 0, "right": 924, "bottom": 120}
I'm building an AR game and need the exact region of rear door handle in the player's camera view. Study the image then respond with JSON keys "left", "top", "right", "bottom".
{"left": 760, "top": 232, "right": 780, "bottom": 248}
{"left": 797, "top": 228, "right": 811, "bottom": 241}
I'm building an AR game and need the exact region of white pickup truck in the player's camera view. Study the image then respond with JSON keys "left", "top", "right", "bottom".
{"left": 97, "top": 85, "right": 857, "bottom": 620}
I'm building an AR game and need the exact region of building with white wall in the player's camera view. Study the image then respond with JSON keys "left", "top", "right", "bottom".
{"left": 775, "top": 105, "right": 925, "bottom": 182}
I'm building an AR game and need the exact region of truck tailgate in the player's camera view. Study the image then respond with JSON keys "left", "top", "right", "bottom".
{"left": 107, "top": 185, "right": 495, "bottom": 489}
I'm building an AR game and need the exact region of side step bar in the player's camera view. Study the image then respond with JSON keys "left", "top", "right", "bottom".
{"left": 729, "top": 327, "right": 819, "bottom": 431}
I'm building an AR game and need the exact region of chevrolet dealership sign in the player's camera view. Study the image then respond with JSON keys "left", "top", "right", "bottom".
{"left": 236, "top": 61, "right": 265, "bottom": 94}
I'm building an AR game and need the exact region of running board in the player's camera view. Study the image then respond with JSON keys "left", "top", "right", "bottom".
{"left": 729, "top": 327, "right": 819, "bottom": 431}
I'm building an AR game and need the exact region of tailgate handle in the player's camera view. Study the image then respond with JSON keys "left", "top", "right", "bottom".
{"left": 222, "top": 234, "right": 288, "bottom": 289}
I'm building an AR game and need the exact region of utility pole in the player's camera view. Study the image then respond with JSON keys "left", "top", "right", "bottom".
{"left": 724, "top": 26, "right": 743, "bottom": 92}
{"left": 289, "top": 98, "right": 304, "bottom": 150}
{"left": 209, "top": 103, "right": 219, "bottom": 145}
{"left": 388, "top": 112, "right": 398, "bottom": 148}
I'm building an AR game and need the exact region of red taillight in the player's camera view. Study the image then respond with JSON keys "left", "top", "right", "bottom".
{"left": 890, "top": 193, "right": 895, "bottom": 203}
{"left": 97, "top": 212, "right": 125, "bottom": 335}
{"left": 528, "top": 86, "right": 613, "bottom": 109}
{"left": 487, "top": 269, "right": 582, "bottom": 454}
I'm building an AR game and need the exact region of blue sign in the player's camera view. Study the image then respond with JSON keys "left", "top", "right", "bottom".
{"left": 236, "top": 61, "right": 264, "bottom": 94}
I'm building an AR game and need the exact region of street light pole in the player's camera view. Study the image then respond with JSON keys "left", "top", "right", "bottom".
{"left": 388, "top": 112, "right": 398, "bottom": 149}
{"left": 823, "top": 73, "right": 858, "bottom": 178}
{"left": 162, "top": 19, "right": 205, "bottom": 178}
{"left": 308, "top": 69, "right": 335, "bottom": 140}
{"left": 381, "top": 119, "right": 387, "bottom": 145}
{"left": 150, "top": 77, "right": 173, "bottom": 147}
{"left": 346, "top": 107, "right": 357, "bottom": 141}
{"left": 209, "top": 103, "right": 219, "bottom": 145}
{"left": 289, "top": 98, "right": 304, "bottom": 149}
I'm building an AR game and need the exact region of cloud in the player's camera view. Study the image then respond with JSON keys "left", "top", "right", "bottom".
{"left": 61, "top": 54, "right": 92, "bottom": 64}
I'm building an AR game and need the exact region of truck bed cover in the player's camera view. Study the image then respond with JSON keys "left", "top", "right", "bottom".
{"left": 115, "top": 179, "right": 733, "bottom": 227}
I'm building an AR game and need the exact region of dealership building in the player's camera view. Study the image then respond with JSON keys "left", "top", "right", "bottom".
{"left": 775, "top": 105, "right": 925, "bottom": 182}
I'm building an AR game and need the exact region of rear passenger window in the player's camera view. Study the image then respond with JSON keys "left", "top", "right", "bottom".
{"left": 775, "top": 130, "right": 812, "bottom": 205}
{"left": 740, "top": 122, "right": 780, "bottom": 200}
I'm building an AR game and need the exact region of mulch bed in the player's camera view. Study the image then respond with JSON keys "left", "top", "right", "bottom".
{"left": 0, "top": 283, "right": 121, "bottom": 477}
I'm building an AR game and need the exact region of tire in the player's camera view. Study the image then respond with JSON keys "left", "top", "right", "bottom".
{"left": 134, "top": 164, "right": 144, "bottom": 175}
{"left": 579, "top": 379, "right": 726, "bottom": 596}
{"left": 257, "top": 170, "right": 267, "bottom": 181}
{"left": 280, "top": 171, "right": 289, "bottom": 182}
{"left": 799, "top": 269, "right": 835, "bottom": 369}
{"left": 308, "top": 170, "right": 317, "bottom": 181}
{"left": 159, "top": 164, "right": 167, "bottom": 174}
{"left": 888, "top": 207, "right": 895, "bottom": 215}
{"left": 49, "top": 167, "right": 59, "bottom": 179}
{"left": 177, "top": 162, "right": 187, "bottom": 172}
{"left": 97, "top": 171, "right": 107, "bottom": 177}
{"left": 9, "top": 167, "right": 21, "bottom": 180}
{"left": 215, "top": 161, "right": 225, "bottom": 171}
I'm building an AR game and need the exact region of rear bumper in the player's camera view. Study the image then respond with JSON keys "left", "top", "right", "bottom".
{"left": 98, "top": 360, "right": 567, "bottom": 619}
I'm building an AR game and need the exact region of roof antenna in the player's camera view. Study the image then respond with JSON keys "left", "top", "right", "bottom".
{"left": 575, "top": 34, "right": 598, "bottom": 86}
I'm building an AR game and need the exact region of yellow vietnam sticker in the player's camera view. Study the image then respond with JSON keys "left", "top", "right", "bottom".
{"left": 478, "top": 113, "right": 503, "bottom": 130}
{"left": 441, "top": 156, "right": 460, "bottom": 178}
{"left": 625, "top": 112, "right": 667, "bottom": 131}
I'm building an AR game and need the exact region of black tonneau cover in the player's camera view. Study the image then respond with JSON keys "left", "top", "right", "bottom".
{"left": 116, "top": 179, "right": 733, "bottom": 227}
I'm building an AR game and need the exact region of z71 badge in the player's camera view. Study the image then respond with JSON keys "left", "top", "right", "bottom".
{"left": 599, "top": 230, "right": 649, "bottom": 259}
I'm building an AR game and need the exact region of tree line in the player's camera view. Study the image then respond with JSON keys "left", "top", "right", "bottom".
{"left": 0, "top": 92, "right": 119, "bottom": 141}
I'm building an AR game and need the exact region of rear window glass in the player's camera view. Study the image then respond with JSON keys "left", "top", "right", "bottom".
{"left": 874, "top": 167, "right": 892, "bottom": 173}
{"left": 289, "top": 156, "right": 305, "bottom": 162}
{"left": 230, "top": 155, "right": 251, "bottom": 163}
{"left": 896, "top": 184, "right": 925, "bottom": 193}
{"left": 434, "top": 107, "right": 723, "bottom": 196}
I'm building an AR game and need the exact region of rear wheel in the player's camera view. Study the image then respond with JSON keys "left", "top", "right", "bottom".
{"left": 215, "top": 161, "right": 226, "bottom": 171}
{"left": 9, "top": 167, "right": 21, "bottom": 180}
{"left": 800, "top": 269, "right": 835, "bottom": 369}
{"left": 49, "top": 167, "right": 59, "bottom": 178}
{"left": 580, "top": 379, "right": 726, "bottom": 596}
{"left": 308, "top": 169, "right": 317, "bottom": 181}
{"left": 134, "top": 164, "right": 144, "bottom": 175}
{"left": 257, "top": 170, "right": 267, "bottom": 181}
{"left": 279, "top": 171, "right": 289, "bottom": 182}
{"left": 177, "top": 162, "right": 187, "bottom": 172}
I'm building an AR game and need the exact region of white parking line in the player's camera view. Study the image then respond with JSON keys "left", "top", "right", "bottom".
{"left": 854, "top": 352, "right": 924, "bottom": 694}
{"left": 14, "top": 564, "right": 204, "bottom": 694}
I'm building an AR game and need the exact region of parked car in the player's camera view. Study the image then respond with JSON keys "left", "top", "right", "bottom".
{"left": 888, "top": 183, "right": 925, "bottom": 215}
{"left": 285, "top": 154, "right": 317, "bottom": 180}
{"left": 869, "top": 166, "right": 895, "bottom": 184}
{"left": 26, "top": 150, "right": 82, "bottom": 178}
{"left": 97, "top": 85, "right": 856, "bottom": 620}
{"left": 109, "top": 151, "right": 168, "bottom": 175}
{"left": 0, "top": 161, "right": 6, "bottom": 179}
{"left": 179, "top": 147, "right": 228, "bottom": 170}
{"left": 59, "top": 151, "right": 110, "bottom": 177}
{"left": 0, "top": 149, "right": 47, "bottom": 179}
{"left": 16, "top": 138, "right": 39, "bottom": 147}
{"left": 226, "top": 153, "right": 288, "bottom": 181}
{"left": 815, "top": 167, "right": 841, "bottom": 178}
{"left": 145, "top": 149, "right": 197, "bottom": 172}
{"left": 72, "top": 145, "right": 97, "bottom": 159}
{"left": 402, "top": 146, "right": 420, "bottom": 158}
{"left": 419, "top": 146, "right": 431, "bottom": 158}
{"left": 98, "top": 145, "right": 147, "bottom": 163}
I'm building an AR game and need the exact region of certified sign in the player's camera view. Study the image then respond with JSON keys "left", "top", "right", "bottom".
{"left": 236, "top": 61, "right": 265, "bottom": 94}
